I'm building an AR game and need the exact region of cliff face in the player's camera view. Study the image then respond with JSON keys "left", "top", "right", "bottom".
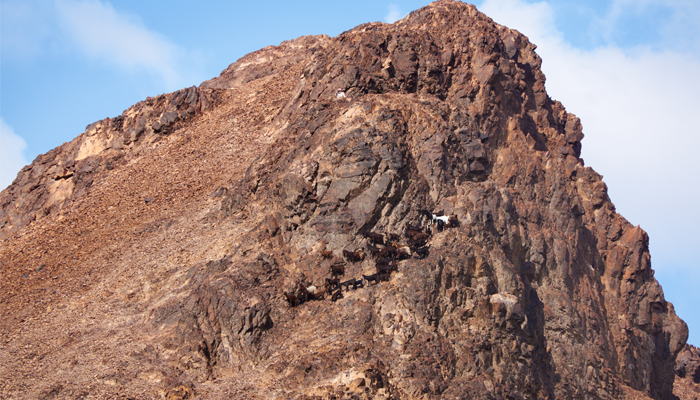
{"left": 0, "top": 1, "right": 690, "bottom": 399}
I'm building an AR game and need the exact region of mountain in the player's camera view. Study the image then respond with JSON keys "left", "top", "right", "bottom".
{"left": 1, "top": 1, "right": 697, "bottom": 398}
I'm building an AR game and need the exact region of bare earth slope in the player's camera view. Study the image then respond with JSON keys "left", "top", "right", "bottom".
{"left": 0, "top": 1, "right": 692, "bottom": 399}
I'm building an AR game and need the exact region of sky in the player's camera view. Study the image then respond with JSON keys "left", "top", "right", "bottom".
{"left": 1, "top": 0, "right": 698, "bottom": 346}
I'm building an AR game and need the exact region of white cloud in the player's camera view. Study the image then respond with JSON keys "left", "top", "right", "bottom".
{"left": 2, "top": 0, "right": 202, "bottom": 89}
{"left": 53, "top": 0, "right": 191, "bottom": 89}
{"left": 595, "top": 0, "right": 700, "bottom": 53}
{"left": 1, "top": 0, "right": 57, "bottom": 60}
{"left": 481, "top": 0, "right": 560, "bottom": 43}
{"left": 0, "top": 118, "right": 29, "bottom": 191}
{"left": 385, "top": 4, "right": 404, "bottom": 24}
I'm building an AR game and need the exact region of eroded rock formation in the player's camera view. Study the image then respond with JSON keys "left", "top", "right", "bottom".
{"left": 0, "top": 1, "right": 692, "bottom": 399}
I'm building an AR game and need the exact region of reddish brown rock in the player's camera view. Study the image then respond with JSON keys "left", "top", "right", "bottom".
{"left": 0, "top": 1, "right": 690, "bottom": 399}
{"left": 675, "top": 345, "right": 700, "bottom": 399}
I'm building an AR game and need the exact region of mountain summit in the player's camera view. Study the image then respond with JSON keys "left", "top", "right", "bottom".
{"left": 1, "top": 1, "right": 695, "bottom": 398}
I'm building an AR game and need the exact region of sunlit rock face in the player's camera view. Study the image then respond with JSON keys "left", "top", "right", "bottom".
{"left": 0, "top": 1, "right": 690, "bottom": 399}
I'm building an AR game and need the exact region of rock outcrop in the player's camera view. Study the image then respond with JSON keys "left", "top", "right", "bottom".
{"left": 674, "top": 345, "right": 700, "bottom": 399}
{"left": 0, "top": 1, "right": 692, "bottom": 399}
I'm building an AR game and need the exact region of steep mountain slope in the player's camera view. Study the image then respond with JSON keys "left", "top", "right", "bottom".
{"left": 0, "top": 1, "right": 691, "bottom": 399}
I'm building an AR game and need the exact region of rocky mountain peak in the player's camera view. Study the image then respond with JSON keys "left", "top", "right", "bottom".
{"left": 1, "top": 1, "right": 695, "bottom": 399}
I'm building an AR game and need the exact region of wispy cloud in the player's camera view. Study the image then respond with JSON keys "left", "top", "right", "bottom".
{"left": 591, "top": 0, "right": 700, "bottom": 52}
{"left": 384, "top": 4, "right": 405, "bottom": 24}
{"left": 54, "top": 0, "right": 190, "bottom": 88}
{"left": 1, "top": 0, "right": 57, "bottom": 61}
{"left": 2, "top": 0, "right": 203, "bottom": 89}
{"left": 0, "top": 118, "right": 29, "bottom": 191}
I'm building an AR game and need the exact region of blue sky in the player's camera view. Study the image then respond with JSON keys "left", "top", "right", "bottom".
{"left": 2, "top": 0, "right": 699, "bottom": 346}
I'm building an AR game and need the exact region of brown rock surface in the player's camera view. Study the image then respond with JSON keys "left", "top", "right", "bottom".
{"left": 0, "top": 1, "right": 691, "bottom": 399}
{"left": 675, "top": 345, "right": 700, "bottom": 399}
